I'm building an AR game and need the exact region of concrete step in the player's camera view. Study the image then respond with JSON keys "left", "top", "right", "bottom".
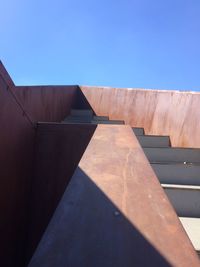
{"left": 70, "top": 109, "right": 93, "bottom": 117}
{"left": 137, "top": 135, "right": 170, "bottom": 148}
{"left": 143, "top": 147, "right": 200, "bottom": 164}
{"left": 179, "top": 217, "right": 200, "bottom": 255}
{"left": 151, "top": 164, "right": 200, "bottom": 185}
{"left": 91, "top": 120, "right": 124, "bottom": 125}
{"left": 93, "top": 116, "right": 109, "bottom": 121}
{"left": 132, "top": 127, "right": 144, "bottom": 135}
{"left": 162, "top": 184, "right": 200, "bottom": 218}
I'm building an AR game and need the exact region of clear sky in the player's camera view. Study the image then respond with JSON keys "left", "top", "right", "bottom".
{"left": 1, "top": 0, "right": 200, "bottom": 90}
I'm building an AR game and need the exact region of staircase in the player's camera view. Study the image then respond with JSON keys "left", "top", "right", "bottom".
{"left": 28, "top": 109, "right": 200, "bottom": 266}
{"left": 134, "top": 127, "right": 200, "bottom": 256}
{"left": 63, "top": 110, "right": 200, "bottom": 256}
{"left": 63, "top": 109, "right": 125, "bottom": 124}
{"left": 62, "top": 110, "right": 200, "bottom": 255}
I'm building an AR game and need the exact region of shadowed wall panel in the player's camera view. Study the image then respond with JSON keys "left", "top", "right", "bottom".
{"left": 15, "top": 85, "right": 78, "bottom": 122}
{"left": 80, "top": 86, "right": 200, "bottom": 148}
{"left": 27, "top": 123, "right": 96, "bottom": 263}
{"left": 0, "top": 64, "right": 35, "bottom": 267}
{"left": 0, "top": 63, "right": 95, "bottom": 267}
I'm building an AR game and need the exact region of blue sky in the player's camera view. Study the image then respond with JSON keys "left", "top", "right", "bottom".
{"left": 1, "top": 0, "right": 200, "bottom": 90}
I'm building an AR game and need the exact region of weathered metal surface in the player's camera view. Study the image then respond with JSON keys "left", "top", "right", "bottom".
{"left": 80, "top": 86, "right": 200, "bottom": 148}
{"left": 0, "top": 60, "right": 15, "bottom": 88}
{"left": 0, "top": 63, "right": 95, "bottom": 267}
{"left": 0, "top": 65, "right": 35, "bottom": 267}
{"left": 29, "top": 125, "right": 200, "bottom": 267}
{"left": 15, "top": 85, "right": 78, "bottom": 122}
{"left": 27, "top": 123, "right": 96, "bottom": 262}
{"left": 0, "top": 61, "right": 34, "bottom": 127}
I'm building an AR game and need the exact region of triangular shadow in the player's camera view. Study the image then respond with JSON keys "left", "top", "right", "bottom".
{"left": 29, "top": 167, "right": 172, "bottom": 267}
{"left": 72, "top": 86, "right": 97, "bottom": 115}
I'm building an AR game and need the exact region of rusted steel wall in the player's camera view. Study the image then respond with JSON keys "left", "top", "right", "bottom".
{"left": 28, "top": 125, "right": 200, "bottom": 267}
{"left": 80, "top": 86, "right": 200, "bottom": 148}
{"left": 0, "top": 64, "right": 36, "bottom": 267}
{"left": 15, "top": 85, "right": 78, "bottom": 122}
{"left": 0, "top": 61, "right": 15, "bottom": 88}
{"left": 0, "top": 63, "right": 91, "bottom": 267}
{"left": 27, "top": 123, "right": 96, "bottom": 263}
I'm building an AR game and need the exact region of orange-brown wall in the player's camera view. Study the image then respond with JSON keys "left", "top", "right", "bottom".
{"left": 81, "top": 86, "right": 200, "bottom": 148}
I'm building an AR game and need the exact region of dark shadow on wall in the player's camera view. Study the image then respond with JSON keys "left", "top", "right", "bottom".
{"left": 14, "top": 85, "right": 79, "bottom": 123}
{"left": 26, "top": 123, "right": 97, "bottom": 265}
{"left": 28, "top": 167, "right": 172, "bottom": 267}
{"left": 0, "top": 65, "right": 36, "bottom": 267}
{"left": 72, "top": 87, "right": 97, "bottom": 115}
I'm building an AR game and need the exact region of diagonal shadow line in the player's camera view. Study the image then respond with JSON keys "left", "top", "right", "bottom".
{"left": 28, "top": 167, "right": 172, "bottom": 267}
{"left": 72, "top": 87, "right": 97, "bottom": 115}
{"left": 26, "top": 123, "right": 97, "bottom": 264}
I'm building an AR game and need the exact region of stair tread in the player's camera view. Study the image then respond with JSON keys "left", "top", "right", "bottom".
{"left": 144, "top": 147, "right": 200, "bottom": 163}
{"left": 91, "top": 120, "right": 124, "bottom": 124}
{"left": 93, "top": 116, "right": 109, "bottom": 121}
{"left": 70, "top": 109, "right": 93, "bottom": 117}
{"left": 151, "top": 164, "right": 200, "bottom": 185}
{"left": 163, "top": 185, "right": 200, "bottom": 217}
{"left": 137, "top": 135, "right": 170, "bottom": 148}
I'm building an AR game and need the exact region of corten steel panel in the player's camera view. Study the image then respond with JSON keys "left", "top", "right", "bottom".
{"left": 27, "top": 123, "right": 96, "bottom": 263}
{"left": 0, "top": 71, "right": 36, "bottom": 267}
{"left": 29, "top": 125, "right": 200, "bottom": 267}
{"left": 80, "top": 86, "right": 200, "bottom": 148}
{"left": 15, "top": 85, "right": 78, "bottom": 122}
{"left": 0, "top": 61, "right": 15, "bottom": 88}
